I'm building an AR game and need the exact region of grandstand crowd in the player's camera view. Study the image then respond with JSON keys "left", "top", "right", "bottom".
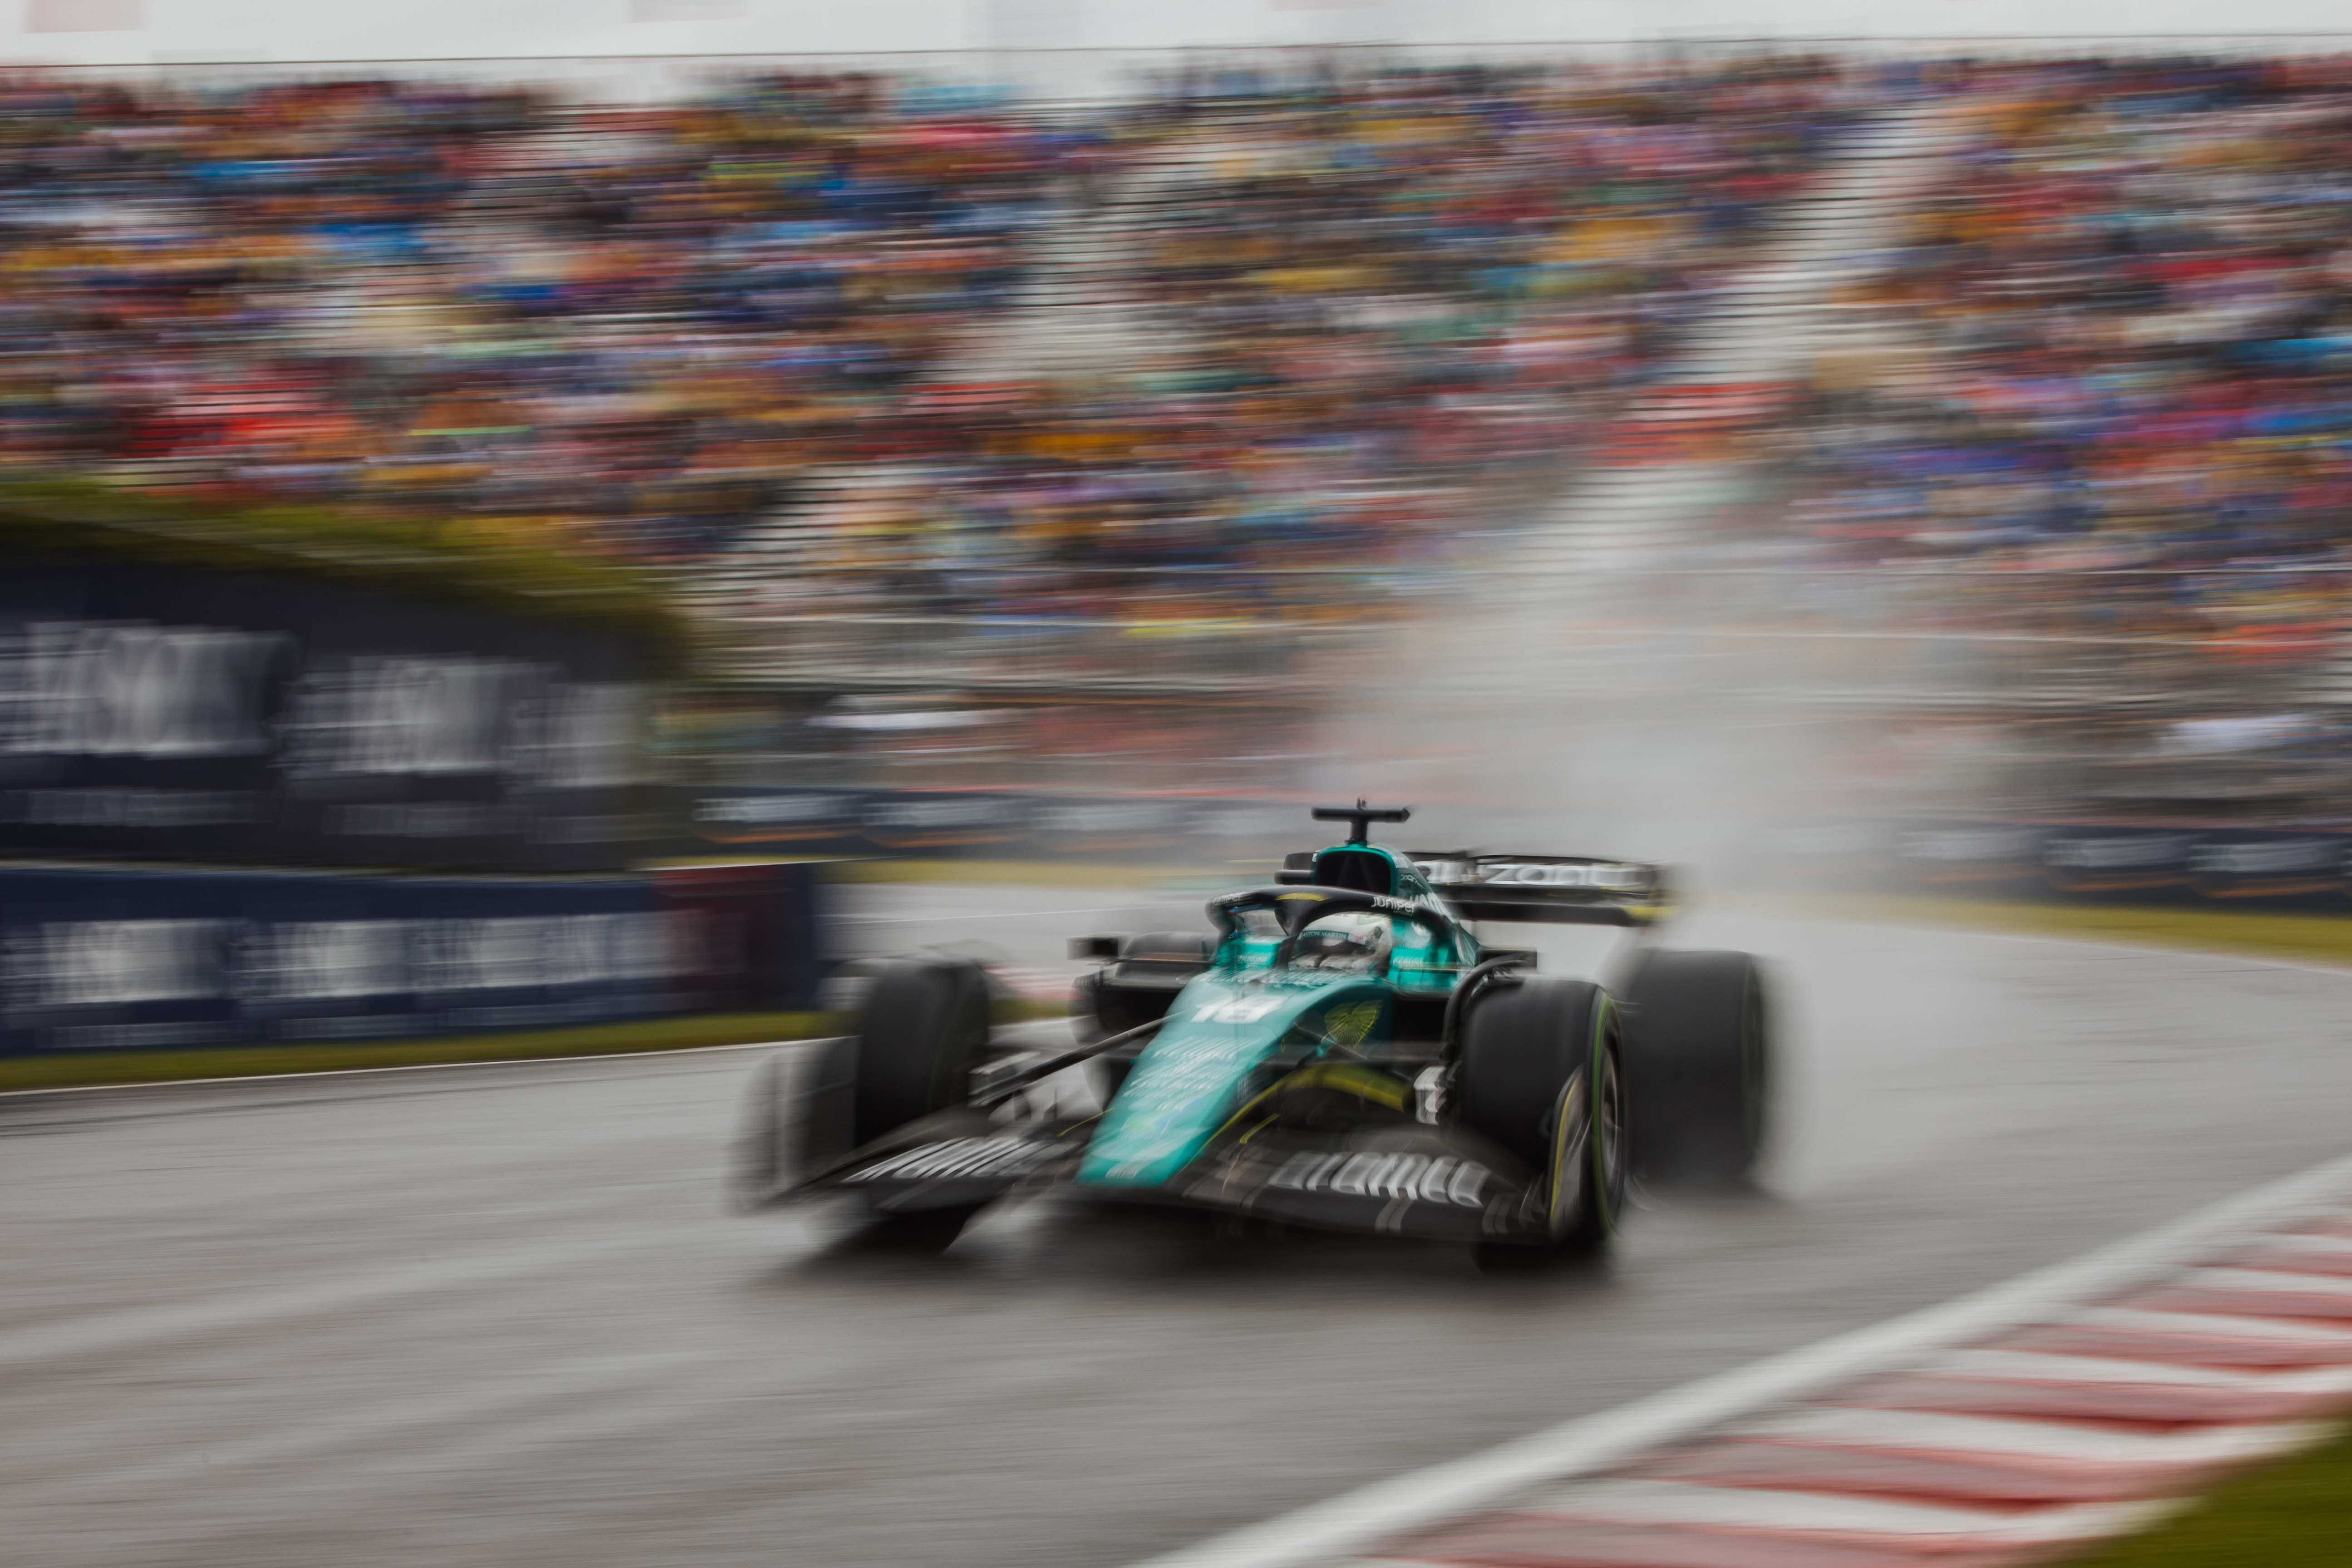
{"left": 1791, "top": 57, "right": 2352, "bottom": 669}
{"left": 771, "top": 59, "right": 1862, "bottom": 621}
{"left": 0, "top": 72, "right": 1076, "bottom": 557}
{"left": 0, "top": 59, "right": 1859, "bottom": 622}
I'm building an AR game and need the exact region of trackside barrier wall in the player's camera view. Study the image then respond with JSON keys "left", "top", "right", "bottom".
{"left": 0, "top": 862, "right": 821, "bottom": 1058}
{"left": 0, "top": 562, "right": 659, "bottom": 873}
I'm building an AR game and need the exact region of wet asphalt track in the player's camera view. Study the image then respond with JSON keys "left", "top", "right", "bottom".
{"left": 11, "top": 884, "right": 2352, "bottom": 1568}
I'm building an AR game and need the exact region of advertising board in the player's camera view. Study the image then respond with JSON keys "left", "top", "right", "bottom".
{"left": 0, "top": 563, "right": 654, "bottom": 871}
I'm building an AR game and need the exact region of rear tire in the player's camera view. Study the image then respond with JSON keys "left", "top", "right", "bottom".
{"left": 1084, "top": 932, "right": 1212, "bottom": 1037}
{"left": 1074, "top": 932, "right": 1209, "bottom": 1108}
{"left": 1456, "top": 977, "right": 1625, "bottom": 1263}
{"left": 853, "top": 960, "right": 991, "bottom": 1146}
{"left": 1622, "top": 950, "right": 1770, "bottom": 1188}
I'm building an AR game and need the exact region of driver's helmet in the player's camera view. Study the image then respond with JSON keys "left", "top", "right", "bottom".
{"left": 1292, "top": 909, "right": 1395, "bottom": 972}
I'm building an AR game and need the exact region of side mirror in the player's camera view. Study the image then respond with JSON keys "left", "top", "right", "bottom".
{"left": 1275, "top": 851, "right": 1315, "bottom": 886}
{"left": 1069, "top": 935, "right": 1122, "bottom": 962}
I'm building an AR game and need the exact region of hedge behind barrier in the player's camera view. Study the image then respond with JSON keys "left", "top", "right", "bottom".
{"left": 0, "top": 476, "right": 691, "bottom": 674}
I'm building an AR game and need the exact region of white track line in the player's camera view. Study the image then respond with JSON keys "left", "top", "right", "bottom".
{"left": 1926, "top": 1349, "right": 2352, "bottom": 1393}
{"left": 1125, "top": 1147, "right": 2352, "bottom": 1568}
{"left": 2253, "top": 1233, "right": 2352, "bottom": 1256}
{"left": 1510, "top": 1479, "right": 2171, "bottom": 1543}
{"left": 2068, "top": 1307, "right": 2352, "bottom": 1343}
{"left": 2181, "top": 1267, "right": 2352, "bottom": 1296}
{"left": 1734, "top": 1405, "right": 2326, "bottom": 1464}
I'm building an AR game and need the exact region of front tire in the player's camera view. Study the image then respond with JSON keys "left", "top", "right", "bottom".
{"left": 851, "top": 961, "right": 993, "bottom": 1247}
{"left": 1456, "top": 976, "right": 1626, "bottom": 1263}
{"left": 853, "top": 959, "right": 991, "bottom": 1146}
{"left": 734, "top": 961, "right": 994, "bottom": 1247}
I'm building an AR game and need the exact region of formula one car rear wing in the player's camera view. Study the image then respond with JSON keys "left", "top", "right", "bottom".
{"left": 1408, "top": 854, "right": 1673, "bottom": 928}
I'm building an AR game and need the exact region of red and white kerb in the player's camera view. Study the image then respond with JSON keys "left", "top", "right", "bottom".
{"left": 1351, "top": 1216, "right": 2352, "bottom": 1568}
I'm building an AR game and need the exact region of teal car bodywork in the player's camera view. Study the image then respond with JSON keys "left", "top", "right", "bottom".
{"left": 1077, "top": 970, "right": 1394, "bottom": 1188}
{"left": 1077, "top": 845, "right": 1474, "bottom": 1192}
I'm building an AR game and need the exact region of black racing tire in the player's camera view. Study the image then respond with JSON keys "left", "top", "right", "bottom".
{"left": 1082, "top": 982, "right": 1166, "bottom": 1045}
{"left": 732, "top": 1035, "right": 861, "bottom": 1210}
{"left": 1622, "top": 949, "right": 1770, "bottom": 1189}
{"left": 853, "top": 959, "right": 991, "bottom": 1146}
{"left": 853, "top": 1202, "right": 989, "bottom": 1254}
{"left": 1456, "top": 976, "right": 1626, "bottom": 1264}
{"left": 1123, "top": 931, "right": 1215, "bottom": 965}
{"left": 1092, "top": 932, "right": 1212, "bottom": 1036}
{"left": 1067, "top": 972, "right": 1139, "bottom": 1107}
{"left": 1074, "top": 932, "right": 1208, "bottom": 1104}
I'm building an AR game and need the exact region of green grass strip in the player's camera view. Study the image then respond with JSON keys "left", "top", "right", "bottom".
{"left": 2064, "top": 1420, "right": 2352, "bottom": 1566}
{"left": 0, "top": 1010, "right": 844, "bottom": 1093}
{"left": 0, "top": 474, "right": 694, "bottom": 672}
{"left": 1757, "top": 890, "right": 2352, "bottom": 971}
{"left": 0, "top": 995, "right": 1069, "bottom": 1094}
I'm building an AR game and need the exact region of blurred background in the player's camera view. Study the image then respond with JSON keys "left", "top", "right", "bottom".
{"left": 14, "top": 9, "right": 2352, "bottom": 1040}
{"left": 25, "top": 13, "right": 2352, "bottom": 1568}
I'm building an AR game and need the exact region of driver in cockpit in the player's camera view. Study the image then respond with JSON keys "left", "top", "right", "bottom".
{"left": 1291, "top": 909, "right": 1397, "bottom": 973}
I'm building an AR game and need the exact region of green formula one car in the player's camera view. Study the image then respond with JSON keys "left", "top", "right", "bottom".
{"left": 733, "top": 803, "right": 1770, "bottom": 1265}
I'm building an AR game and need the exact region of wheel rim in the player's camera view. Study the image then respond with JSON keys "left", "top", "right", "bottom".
{"left": 1595, "top": 1045, "right": 1626, "bottom": 1223}
{"left": 1549, "top": 1076, "right": 1588, "bottom": 1235}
